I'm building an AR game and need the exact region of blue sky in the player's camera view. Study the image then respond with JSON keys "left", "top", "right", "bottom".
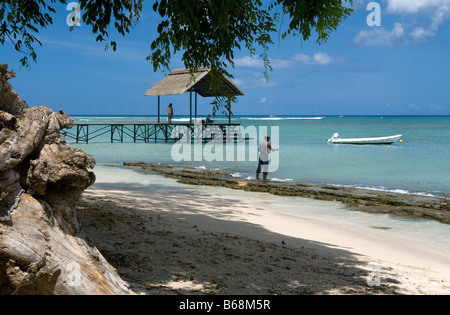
{"left": 1, "top": 0, "right": 450, "bottom": 116}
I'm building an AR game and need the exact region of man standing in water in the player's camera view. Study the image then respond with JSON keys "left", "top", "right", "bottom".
{"left": 167, "top": 103, "right": 173, "bottom": 123}
{"left": 256, "top": 135, "right": 279, "bottom": 181}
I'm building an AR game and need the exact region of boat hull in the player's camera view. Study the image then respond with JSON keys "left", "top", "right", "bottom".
{"left": 327, "top": 135, "right": 402, "bottom": 145}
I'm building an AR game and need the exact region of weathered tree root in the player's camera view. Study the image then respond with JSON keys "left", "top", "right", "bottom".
{"left": 0, "top": 64, "right": 133, "bottom": 294}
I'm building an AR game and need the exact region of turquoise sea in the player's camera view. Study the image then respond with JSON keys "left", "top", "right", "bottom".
{"left": 70, "top": 115, "right": 450, "bottom": 199}
{"left": 68, "top": 115, "right": 450, "bottom": 256}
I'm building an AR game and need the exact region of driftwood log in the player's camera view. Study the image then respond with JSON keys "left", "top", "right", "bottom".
{"left": 0, "top": 64, "right": 133, "bottom": 294}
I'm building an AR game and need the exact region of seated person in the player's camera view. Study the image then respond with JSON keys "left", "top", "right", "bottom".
{"left": 205, "top": 115, "right": 214, "bottom": 123}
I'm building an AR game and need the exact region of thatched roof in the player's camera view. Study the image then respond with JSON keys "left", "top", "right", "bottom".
{"left": 145, "top": 68, "right": 244, "bottom": 97}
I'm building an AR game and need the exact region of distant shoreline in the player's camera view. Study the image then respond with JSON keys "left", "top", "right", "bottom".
{"left": 122, "top": 162, "right": 450, "bottom": 225}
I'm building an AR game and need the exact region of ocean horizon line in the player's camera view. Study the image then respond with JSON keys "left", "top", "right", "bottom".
{"left": 70, "top": 114, "right": 450, "bottom": 118}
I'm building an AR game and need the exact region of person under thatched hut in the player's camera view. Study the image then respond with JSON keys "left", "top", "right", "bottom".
{"left": 167, "top": 103, "right": 173, "bottom": 123}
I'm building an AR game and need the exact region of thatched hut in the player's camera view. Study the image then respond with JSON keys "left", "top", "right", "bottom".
{"left": 145, "top": 68, "right": 244, "bottom": 123}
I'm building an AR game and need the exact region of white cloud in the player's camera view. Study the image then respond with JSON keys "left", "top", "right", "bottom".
{"left": 354, "top": 22, "right": 405, "bottom": 46}
{"left": 293, "top": 52, "right": 334, "bottom": 65}
{"left": 233, "top": 52, "right": 337, "bottom": 88}
{"left": 271, "top": 58, "right": 294, "bottom": 69}
{"left": 354, "top": 0, "right": 450, "bottom": 46}
{"left": 386, "top": 0, "right": 450, "bottom": 14}
{"left": 313, "top": 52, "right": 334, "bottom": 65}
{"left": 410, "top": 27, "right": 434, "bottom": 40}
{"left": 235, "top": 52, "right": 335, "bottom": 70}
{"left": 259, "top": 97, "right": 267, "bottom": 104}
{"left": 407, "top": 1, "right": 450, "bottom": 40}
{"left": 234, "top": 56, "right": 264, "bottom": 68}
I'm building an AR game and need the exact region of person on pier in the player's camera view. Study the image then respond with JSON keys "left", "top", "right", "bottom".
{"left": 206, "top": 115, "right": 214, "bottom": 124}
{"left": 167, "top": 103, "right": 173, "bottom": 123}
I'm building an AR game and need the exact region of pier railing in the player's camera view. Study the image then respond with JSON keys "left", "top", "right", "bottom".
{"left": 63, "top": 122, "right": 245, "bottom": 144}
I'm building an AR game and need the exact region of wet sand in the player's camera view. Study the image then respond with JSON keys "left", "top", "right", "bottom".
{"left": 124, "top": 162, "right": 450, "bottom": 224}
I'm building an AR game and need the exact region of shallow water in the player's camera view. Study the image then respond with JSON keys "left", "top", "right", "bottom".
{"left": 72, "top": 115, "right": 450, "bottom": 198}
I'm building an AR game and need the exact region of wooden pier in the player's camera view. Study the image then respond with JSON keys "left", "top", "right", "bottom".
{"left": 64, "top": 122, "right": 244, "bottom": 144}
{"left": 64, "top": 68, "right": 247, "bottom": 144}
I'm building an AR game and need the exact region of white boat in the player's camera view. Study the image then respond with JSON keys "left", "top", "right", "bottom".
{"left": 327, "top": 133, "right": 402, "bottom": 145}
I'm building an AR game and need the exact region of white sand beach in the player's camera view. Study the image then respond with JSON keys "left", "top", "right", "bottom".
{"left": 77, "top": 169, "right": 450, "bottom": 295}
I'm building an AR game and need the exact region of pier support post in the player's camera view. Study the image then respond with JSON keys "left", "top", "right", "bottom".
{"left": 195, "top": 92, "right": 198, "bottom": 120}
{"left": 157, "top": 96, "right": 161, "bottom": 123}
{"left": 190, "top": 91, "right": 193, "bottom": 124}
